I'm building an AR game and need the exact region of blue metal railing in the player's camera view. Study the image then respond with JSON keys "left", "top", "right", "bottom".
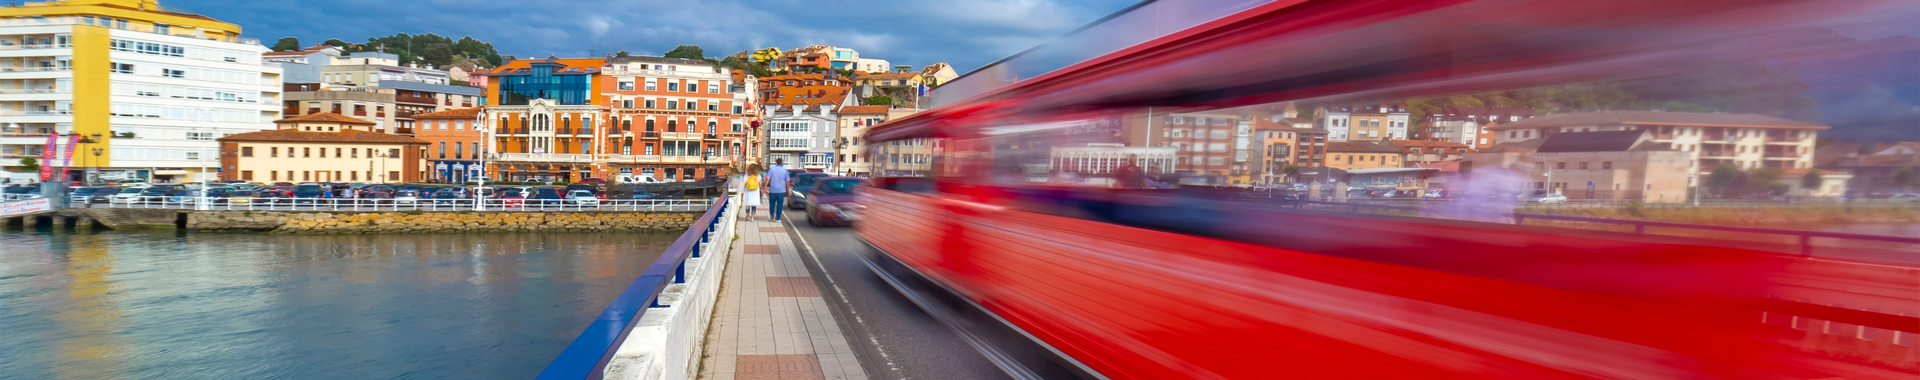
{"left": 535, "top": 195, "right": 730, "bottom": 380}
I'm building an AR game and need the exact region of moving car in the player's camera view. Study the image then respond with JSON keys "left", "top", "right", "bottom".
{"left": 567, "top": 190, "right": 601, "bottom": 206}
{"left": 786, "top": 173, "right": 832, "bottom": 209}
{"left": 804, "top": 177, "right": 865, "bottom": 227}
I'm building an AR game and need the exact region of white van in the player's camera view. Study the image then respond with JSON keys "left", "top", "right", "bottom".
{"left": 618, "top": 175, "right": 664, "bottom": 184}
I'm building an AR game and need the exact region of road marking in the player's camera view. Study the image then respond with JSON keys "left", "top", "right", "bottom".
{"left": 784, "top": 217, "right": 907, "bottom": 379}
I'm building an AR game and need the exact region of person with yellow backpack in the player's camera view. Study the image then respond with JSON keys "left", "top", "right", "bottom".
{"left": 741, "top": 164, "right": 763, "bottom": 220}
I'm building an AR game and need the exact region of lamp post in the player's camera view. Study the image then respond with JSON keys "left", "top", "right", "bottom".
{"left": 475, "top": 109, "right": 491, "bottom": 211}
{"left": 88, "top": 147, "right": 101, "bottom": 186}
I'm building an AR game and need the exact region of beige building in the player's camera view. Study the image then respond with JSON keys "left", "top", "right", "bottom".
{"left": 217, "top": 112, "right": 427, "bottom": 183}
{"left": 1486, "top": 111, "right": 1826, "bottom": 178}
{"left": 1465, "top": 130, "right": 1692, "bottom": 202}
{"left": 834, "top": 105, "right": 891, "bottom": 176}
{"left": 1324, "top": 141, "right": 1404, "bottom": 170}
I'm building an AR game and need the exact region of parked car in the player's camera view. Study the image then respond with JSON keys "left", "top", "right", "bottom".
{"left": 392, "top": 190, "right": 421, "bottom": 205}
{"left": 567, "top": 190, "right": 601, "bottom": 206}
{"left": 86, "top": 187, "right": 123, "bottom": 204}
{"left": 431, "top": 190, "right": 464, "bottom": 205}
{"left": 527, "top": 187, "right": 565, "bottom": 206}
{"left": 132, "top": 186, "right": 180, "bottom": 204}
{"left": 564, "top": 183, "right": 605, "bottom": 198}
{"left": 579, "top": 178, "right": 609, "bottom": 185}
{"left": 1524, "top": 191, "right": 1568, "bottom": 203}
{"left": 224, "top": 190, "right": 258, "bottom": 205}
{"left": 786, "top": 173, "right": 832, "bottom": 209}
{"left": 627, "top": 190, "right": 661, "bottom": 200}
{"left": 291, "top": 184, "right": 327, "bottom": 204}
{"left": 804, "top": 177, "right": 865, "bottom": 227}
{"left": 168, "top": 190, "right": 203, "bottom": 205}
{"left": 619, "top": 175, "right": 664, "bottom": 184}
{"left": 3, "top": 185, "right": 39, "bottom": 199}
{"left": 498, "top": 188, "right": 526, "bottom": 207}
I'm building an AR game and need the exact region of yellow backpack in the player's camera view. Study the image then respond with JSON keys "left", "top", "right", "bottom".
{"left": 745, "top": 175, "right": 762, "bottom": 191}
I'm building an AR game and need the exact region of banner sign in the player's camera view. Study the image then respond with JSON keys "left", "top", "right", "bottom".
{"left": 38, "top": 134, "right": 57, "bottom": 181}
{"left": 61, "top": 134, "right": 80, "bottom": 168}
{"left": 1, "top": 197, "right": 53, "bottom": 216}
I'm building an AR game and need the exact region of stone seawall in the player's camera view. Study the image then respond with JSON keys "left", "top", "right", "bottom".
{"left": 189, "top": 211, "right": 699, "bottom": 234}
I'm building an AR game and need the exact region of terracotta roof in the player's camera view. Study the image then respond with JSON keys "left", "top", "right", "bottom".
{"left": 861, "top": 72, "right": 920, "bottom": 80}
{"left": 218, "top": 129, "right": 426, "bottom": 144}
{"left": 1487, "top": 111, "right": 1825, "bottom": 131}
{"left": 486, "top": 58, "right": 608, "bottom": 75}
{"left": 838, "top": 105, "right": 891, "bottom": 114}
{"left": 1418, "top": 161, "right": 1462, "bottom": 172}
{"left": 1325, "top": 141, "right": 1404, "bottom": 153}
{"left": 412, "top": 108, "right": 484, "bottom": 119}
{"left": 276, "top": 112, "right": 376, "bottom": 125}
{"left": 1477, "top": 139, "right": 1548, "bottom": 153}
{"left": 1535, "top": 130, "right": 1664, "bottom": 153}
{"left": 1854, "top": 154, "right": 1920, "bottom": 167}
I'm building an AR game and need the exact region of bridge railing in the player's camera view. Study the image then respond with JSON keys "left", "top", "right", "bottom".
{"left": 1285, "top": 200, "right": 1920, "bottom": 259}
{"left": 78, "top": 196, "right": 713, "bottom": 212}
{"left": 538, "top": 193, "right": 735, "bottom": 380}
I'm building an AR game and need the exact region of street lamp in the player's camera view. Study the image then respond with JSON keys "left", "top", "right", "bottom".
{"left": 88, "top": 147, "right": 101, "bottom": 186}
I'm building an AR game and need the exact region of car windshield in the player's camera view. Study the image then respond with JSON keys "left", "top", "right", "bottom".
{"left": 230, "top": 190, "right": 256, "bottom": 197}
{"left": 499, "top": 189, "right": 524, "bottom": 197}
{"left": 175, "top": 190, "right": 201, "bottom": 197}
{"left": 433, "top": 191, "right": 459, "bottom": 198}
{"left": 293, "top": 185, "right": 324, "bottom": 196}
{"left": 396, "top": 191, "right": 418, "bottom": 197}
{"left": 531, "top": 188, "right": 561, "bottom": 197}
{"left": 140, "top": 187, "right": 173, "bottom": 195}
{"left": 815, "top": 180, "right": 860, "bottom": 195}
{"left": 793, "top": 174, "right": 827, "bottom": 187}
{"left": 71, "top": 187, "right": 99, "bottom": 195}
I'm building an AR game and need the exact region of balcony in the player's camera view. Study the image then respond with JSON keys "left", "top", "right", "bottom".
{"left": 703, "top": 133, "right": 721, "bottom": 140}
{"left": 396, "top": 93, "right": 436, "bottom": 104}
{"left": 1765, "top": 136, "right": 1804, "bottom": 144}
{"left": 639, "top": 131, "right": 661, "bottom": 139}
{"left": 496, "top": 153, "right": 595, "bottom": 162}
{"left": 1700, "top": 150, "right": 1734, "bottom": 159}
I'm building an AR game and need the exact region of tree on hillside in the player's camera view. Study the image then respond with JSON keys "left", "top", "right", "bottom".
{"left": 1747, "top": 167, "right": 1785, "bottom": 195}
{"left": 271, "top": 37, "right": 300, "bottom": 52}
{"left": 323, "top": 38, "right": 350, "bottom": 48}
{"left": 1708, "top": 165, "right": 1741, "bottom": 196}
{"left": 865, "top": 95, "right": 895, "bottom": 106}
{"left": 615, "top": 50, "right": 630, "bottom": 57}
{"left": 664, "top": 45, "right": 705, "bottom": 60}
{"left": 420, "top": 43, "right": 454, "bottom": 68}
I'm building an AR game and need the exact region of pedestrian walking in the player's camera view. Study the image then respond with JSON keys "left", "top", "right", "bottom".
{"left": 742, "top": 164, "right": 764, "bottom": 220}
{"left": 765, "top": 159, "right": 792, "bottom": 222}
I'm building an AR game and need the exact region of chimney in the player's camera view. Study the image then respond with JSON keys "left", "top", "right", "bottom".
{"left": 820, "top": 104, "right": 835, "bottom": 116}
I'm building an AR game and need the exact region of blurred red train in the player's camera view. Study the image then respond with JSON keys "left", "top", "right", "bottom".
{"left": 854, "top": 0, "right": 1920, "bottom": 379}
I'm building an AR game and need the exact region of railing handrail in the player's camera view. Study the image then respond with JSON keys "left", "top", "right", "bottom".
{"left": 81, "top": 196, "right": 713, "bottom": 212}
{"left": 1287, "top": 200, "right": 1920, "bottom": 256}
{"left": 536, "top": 195, "right": 729, "bottom": 380}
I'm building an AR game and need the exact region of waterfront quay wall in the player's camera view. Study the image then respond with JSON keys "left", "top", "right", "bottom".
{"left": 189, "top": 211, "right": 699, "bottom": 234}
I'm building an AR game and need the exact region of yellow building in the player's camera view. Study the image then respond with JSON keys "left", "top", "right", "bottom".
{"left": 217, "top": 113, "right": 426, "bottom": 183}
{"left": 0, "top": 0, "right": 282, "bottom": 184}
{"left": 1325, "top": 141, "right": 1404, "bottom": 170}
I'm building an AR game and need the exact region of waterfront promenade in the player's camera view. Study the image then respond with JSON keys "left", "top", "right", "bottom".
{"left": 698, "top": 218, "right": 869, "bottom": 380}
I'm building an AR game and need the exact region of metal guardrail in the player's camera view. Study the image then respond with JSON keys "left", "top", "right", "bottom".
{"left": 1285, "top": 200, "right": 1920, "bottom": 257}
{"left": 81, "top": 196, "right": 714, "bottom": 212}
{"left": 536, "top": 195, "right": 730, "bottom": 380}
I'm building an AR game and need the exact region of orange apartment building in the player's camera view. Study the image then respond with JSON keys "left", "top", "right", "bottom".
{"left": 599, "top": 55, "right": 745, "bottom": 183}
{"left": 412, "top": 107, "right": 486, "bottom": 183}
{"left": 482, "top": 56, "right": 609, "bottom": 183}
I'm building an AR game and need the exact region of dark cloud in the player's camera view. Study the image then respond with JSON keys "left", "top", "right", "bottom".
{"left": 166, "top": 0, "right": 1138, "bottom": 72}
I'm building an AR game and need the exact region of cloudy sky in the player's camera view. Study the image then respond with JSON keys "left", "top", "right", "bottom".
{"left": 165, "top": 0, "right": 1140, "bottom": 73}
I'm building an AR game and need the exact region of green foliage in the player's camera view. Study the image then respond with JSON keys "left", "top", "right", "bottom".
{"left": 615, "top": 50, "right": 630, "bottom": 58}
{"left": 1800, "top": 169, "right": 1822, "bottom": 189}
{"left": 1708, "top": 165, "right": 1740, "bottom": 192}
{"left": 664, "top": 45, "right": 706, "bottom": 60}
{"left": 1897, "top": 166, "right": 1918, "bottom": 187}
{"left": 323, "top": 38, "right": 350, "bottom": 47}
{"left": 1282, "top": 164, "right": 1301, "bottom": 177}
{"left": 748, "top": 65, "right": 774, "bottom": 78}
{"left": 271, "top": 37, "right": 300, "bottom": 52}
{"left": 865, "top": 95, "right": 895, "bottom": 106}
{"left": 16, "top": 156, "right": 38, "bottom": 172}
{"left": 1652, "top": 101, "right": 1714, "bottom": 113}
{"left": 1746, "top": 167, "right": 1784, "bottom": 194}
{"left": 343, "top": 33, "right": 501, "bottom": 68}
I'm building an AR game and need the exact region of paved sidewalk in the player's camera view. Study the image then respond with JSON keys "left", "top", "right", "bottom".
{"left": 698, "top": 217, "right": 868, "bottom": 380}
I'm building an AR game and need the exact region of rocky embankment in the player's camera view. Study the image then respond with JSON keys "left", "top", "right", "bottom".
{"left": 190, "top": 211, "right": 697, "bottom": 234}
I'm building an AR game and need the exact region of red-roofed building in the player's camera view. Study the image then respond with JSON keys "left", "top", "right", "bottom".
{"left": 217, "top": 113, "right": 428, "bottom": 183}
{"left": 1486, "top": 110, "right": 1827, "bottom": 175}
{"left": 482, "top": 56, "right": 608, "bottom": 183}
{"left": 598, "top": 55, "right": 746, "bottom": 183}
{"left": 413, "top": 108, "right": 487, "bottom": 183}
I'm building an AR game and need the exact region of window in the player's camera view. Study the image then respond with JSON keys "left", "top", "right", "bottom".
{"left": 1578, "top": 162, "right": 1589, "bottom": 169}
{"left": 708, "top": 103, "right": 718, "bottom": 111}
{"left": 303, "top": 147, "right": 312, "bottom": 158}
{"left": 667, "top": 83, "right": 679, "bottom": 92}
{"left": 733, "top": 106, "right": 743, "bottom": 114}
{"left": 241, "top": 170, "right": 252, "bottom": 181}
{"left": 351, "top": 148, "right": 358, "bottom": 158}
{"left": 1555, "top": 162, "right": 1566, "bottom": 169}
{"left": 111, "top": 63, "right": 134, "bottom": 74}
{"left": 1601, "top": 161, "right": 1612, "bottom": 170}
{"left": 389, "top": 171, "right": 400, "bottom": 180}
{"left": 618, "top": 81, "right": 634, "bottom": 91}
{"left": 270, "top": 147, "right": 279, "bottom": 157}
{"left": 389, "top": 149, "right": 401, "bottom": 157}
{"left": 241, "top": 147, "right": 254, "bottom": 157}
{"left": 645, "top": 100, "right": 656, "bottom": 108}
{"left": 709, "top": 84, "right": 720, "bottom": 93}
{"left": 187, "top": 132, "right": 214, "bottom": 141}
{"left": 623, "top": 100, "right": 633, "bottom": 109}
{"left": 163, "top": 69, "right": 185, "bottom": 78}
{"left": 319, "top": 148, "right": 327, "bottom": 158}
{"left": 645, "top": 80, "right": 657, "bottom": 91}
{"left": 186, "top": 151, "right": 200, "bottom": 160}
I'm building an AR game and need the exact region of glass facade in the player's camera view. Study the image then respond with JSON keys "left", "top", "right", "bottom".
{"left": 496, "top": 64, "right": 594, "bottom": 105}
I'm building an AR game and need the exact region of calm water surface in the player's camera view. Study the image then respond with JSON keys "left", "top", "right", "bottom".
{"left": 0, "top": 228, "right": 679, "bottom": 380}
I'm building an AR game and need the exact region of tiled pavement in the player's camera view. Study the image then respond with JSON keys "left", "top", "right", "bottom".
{"left": 698, "top": 217, "right": 868, "bottom": 380}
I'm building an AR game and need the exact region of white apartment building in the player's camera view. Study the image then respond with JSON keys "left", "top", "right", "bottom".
{"left": 763, "top": 104, "right": 835, "bottom": 171}
{"left": 0, "top": 2, "right": 280, "bottom": 185}
{"left": 1487, "top": 111, "right": 1826, "bottom": 181}
{"left": 1322, "top": 106, "right": 1351, "bottom": 142}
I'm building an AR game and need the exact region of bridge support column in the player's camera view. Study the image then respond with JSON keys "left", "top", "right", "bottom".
{"left": 23, "top": 215, "right": 39, "bottom": 229}
{"left": 3, "top": 216, "right": 18, "bottom": 228}
{"left": 75, "top": 217, "right": 95, "bottom": 231}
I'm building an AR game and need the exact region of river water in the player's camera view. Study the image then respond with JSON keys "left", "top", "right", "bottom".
{"left": 0, "top": 229, "right": 680, "bottom": 380}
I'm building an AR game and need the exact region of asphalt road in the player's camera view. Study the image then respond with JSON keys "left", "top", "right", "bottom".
{"left": 777, "top": 209, "right": 1014, "bottom": 380}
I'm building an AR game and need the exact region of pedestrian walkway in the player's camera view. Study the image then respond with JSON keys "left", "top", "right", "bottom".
{"left": 698, "top": 218, "right": 868, "bottom": 380}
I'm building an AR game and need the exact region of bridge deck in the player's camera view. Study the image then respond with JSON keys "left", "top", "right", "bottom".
{"left": 698, "top": 218, "right": 869, "bottom": 380}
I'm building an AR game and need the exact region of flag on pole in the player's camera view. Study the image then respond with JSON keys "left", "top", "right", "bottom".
{"left": 916, "top": 83, "right": 927, "bottom": 97}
